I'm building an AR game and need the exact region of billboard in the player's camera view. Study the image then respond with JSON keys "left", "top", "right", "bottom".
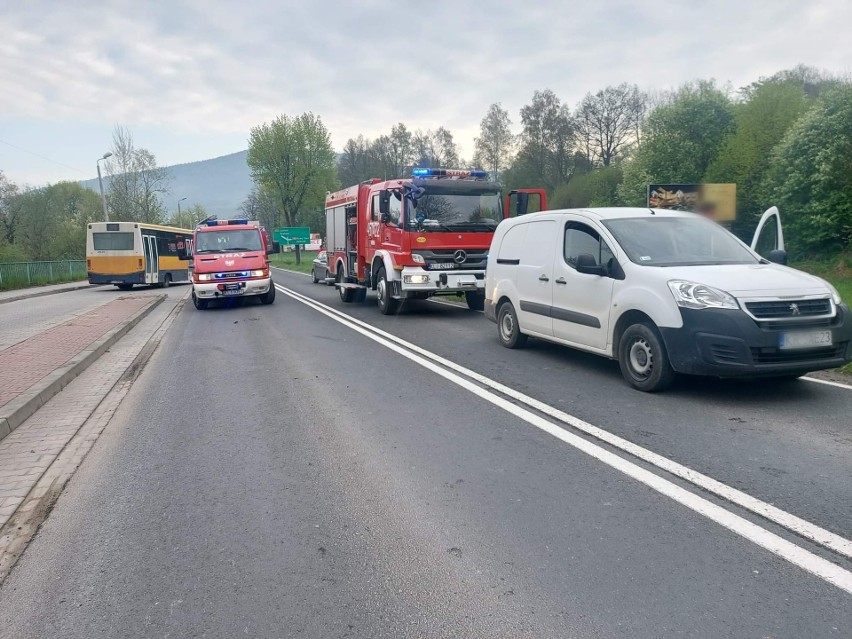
{"left": 647, "top": 184, "right": 737, "bottom": 222}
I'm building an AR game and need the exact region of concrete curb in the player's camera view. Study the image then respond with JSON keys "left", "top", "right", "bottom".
{"left": 0, "top": 282, "right": 95, "bottom": 306}
{"left": 0, "top": 295, "right": 165, "bottom": 441}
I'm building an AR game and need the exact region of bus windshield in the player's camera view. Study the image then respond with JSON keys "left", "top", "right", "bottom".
{"left": 195, "top": 229, "right": 263, "bottom": 253}
{"left": 407, "top": 189, "right": 502, "bottom": 232}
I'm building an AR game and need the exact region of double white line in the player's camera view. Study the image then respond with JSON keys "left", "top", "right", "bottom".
{"left": 275, "top": 282, "right": 852, "bottom": 595}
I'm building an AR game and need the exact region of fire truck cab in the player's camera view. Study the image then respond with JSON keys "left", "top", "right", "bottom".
{"left": 180, "top": 218, "right": 276, "bottom": 310}
{"left": 325, "top": 168, "right": 546, "bottom": 314}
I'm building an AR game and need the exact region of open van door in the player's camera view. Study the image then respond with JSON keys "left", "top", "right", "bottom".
{"left": 505, "top": 189, "right": 548, "bottom": 218}
{"left": 750, "top": 206, "right": 788, "bottom": 265}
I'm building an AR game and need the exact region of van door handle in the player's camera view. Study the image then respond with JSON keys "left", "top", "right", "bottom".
{"left": 555, "top": 277, "right": 567, "bottom": 284}
{"left": 539, "top": 274, "right": 549, "bottom": 282}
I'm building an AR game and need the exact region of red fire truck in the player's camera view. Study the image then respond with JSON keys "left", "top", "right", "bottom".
{"left": 324, "top": 168, "right": 546, "bottom": 314}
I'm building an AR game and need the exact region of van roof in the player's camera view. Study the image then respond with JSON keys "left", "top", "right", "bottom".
{"left": 522, "top": 207, "right": 696, "bottom": 220}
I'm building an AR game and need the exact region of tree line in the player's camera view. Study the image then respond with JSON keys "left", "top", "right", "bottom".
{"left": 3, "top": 64, "right": 850, "bottom": 263}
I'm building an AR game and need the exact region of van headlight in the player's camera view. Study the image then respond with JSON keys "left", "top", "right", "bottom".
{"left": 196, "top": 273, "right": 214, "bottom": 281}
{"left": 250, "top": 269, "right": 268, "bottom": 277}
{"left": 668, "top": 280, "right": 739, "bottom": 310}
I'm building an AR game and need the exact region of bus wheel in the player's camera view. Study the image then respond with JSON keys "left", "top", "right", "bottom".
{"left": 192, "top": 292, "right": 208, "bottom": 310}
{"left": 116, "top": 284, "right": 133, "bottom": 291}
{"left": 162, "top": 274, "right": 171, "bottom": 288}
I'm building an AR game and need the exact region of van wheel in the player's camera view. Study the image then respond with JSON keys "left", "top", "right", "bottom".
{"left": 260, "top": 283, "right": 276, "bottom": 305}
{"left": 376, "top": 267, "right": 400, "bottom": 315}
{"left": 618, "top": 323, "right": 675, "bottom": 392}
{"left": 338, "top": 269, "right": 354, "bottom": 303}
{"left": 192, "top": 292, "right": 208, "bottom": 310}
{"left": 497, "top": 302, "right": 527, "bottom": 349}
{"left": 465, "top": 290, "right": 485, "bottom": 311}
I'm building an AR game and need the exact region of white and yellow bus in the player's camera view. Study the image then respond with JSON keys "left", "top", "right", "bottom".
{"left": 86, "top": 222, "right": 193, "bottom": 290}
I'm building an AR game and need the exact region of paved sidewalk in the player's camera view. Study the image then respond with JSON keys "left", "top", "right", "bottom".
{"left": 0, "top": 291, "right": 187, "bottom": 537}
{"left": 0, "top": 296, "right": 152, "bottom": 410}
{"left": 0, "top": 281, "right": 93, "bottom": 305}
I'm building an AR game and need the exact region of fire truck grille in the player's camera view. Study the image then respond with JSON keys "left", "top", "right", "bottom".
{"left": 413, "top": 249, "right": 488, "bottom": 270}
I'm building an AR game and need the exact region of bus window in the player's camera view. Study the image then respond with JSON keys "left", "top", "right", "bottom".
{"left": 93, "top": 232, "right": 134, "bottom": 250}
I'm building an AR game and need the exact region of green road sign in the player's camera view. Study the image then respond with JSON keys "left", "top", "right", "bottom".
{"left": 273, "top": 226, "right": 311, "bottom": 245}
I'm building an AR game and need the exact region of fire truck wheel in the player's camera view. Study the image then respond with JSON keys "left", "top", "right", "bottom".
{"left": 192, "top": 292, "right": 208, "bottom": 310}
{"left": 338, "top": 270, "right": 354, "bottom": 303}
{"left": 376, "top": 267, "right": 400, "bottom": 315}
{"left": 260, "top": 283, "right": 276, "bottom": 305}
{"left": 465, "top": 290, "right": 485, "bottom": 311}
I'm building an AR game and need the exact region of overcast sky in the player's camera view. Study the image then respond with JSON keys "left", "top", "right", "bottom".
{"left": 2, "top": 0, "right": 850, "bottom": 186}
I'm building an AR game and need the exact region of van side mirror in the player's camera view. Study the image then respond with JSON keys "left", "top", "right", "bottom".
{"left": 767, "top": 249, "right": 788, "bottom": 265}
{"left": 379, "top": 190, "right": 390, "bottom": 215}
{"left": 575, "top": 253, "right": 607, "bottom": 276}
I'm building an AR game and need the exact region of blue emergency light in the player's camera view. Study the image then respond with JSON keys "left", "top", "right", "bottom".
{"left": 411, "top": 168, "right": 488, "bottom": 179}
{"left": 203, "top": 218, "right": 249, "bottom": 226}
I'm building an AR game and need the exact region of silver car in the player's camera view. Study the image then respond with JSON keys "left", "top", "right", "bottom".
{"left": 311, "top": 251, "right": 331, "bottom": 285}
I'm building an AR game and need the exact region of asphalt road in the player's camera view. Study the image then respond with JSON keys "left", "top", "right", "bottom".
{"left": 0, "top": 269, "right": 850, "bottom": 637}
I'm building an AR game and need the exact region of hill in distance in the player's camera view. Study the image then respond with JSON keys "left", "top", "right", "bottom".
{"left": 80, "top": 150, "right": 253, "bottom": 217}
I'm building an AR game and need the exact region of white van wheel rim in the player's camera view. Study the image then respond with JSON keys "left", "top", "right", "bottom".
{"left": 628, "top": 339, "right": 653, "bottom": 378}
{"left": 500, "top": 311, "right": 514, "bottom": 341}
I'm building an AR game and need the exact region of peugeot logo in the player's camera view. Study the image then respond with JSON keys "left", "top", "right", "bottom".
{"left": 453, "top": 249, "right": 467, "bottom": 264}
{"left": 789, "top": 303, "right": 800, "bottom": 316}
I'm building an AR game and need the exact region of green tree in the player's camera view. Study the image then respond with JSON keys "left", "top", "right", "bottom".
{"left": 619, "top": 81, "right": 735, "bottom": 205}
{"left": 168, "top": 203, "right": 207, "bottom": 229}
{"left": 705, "top": 80, "right": 812, "bottom": 233}
{"left": 247, "top": 112, "right": 337, "bottom": 263}
{"left": 473, "top": 103, "right": 515, "bottom": 177}
{"left": 763, "top": 84, "right": 852, "bottom": 256}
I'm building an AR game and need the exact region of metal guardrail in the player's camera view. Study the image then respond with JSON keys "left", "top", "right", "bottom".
{"left": 0, "top": 260, "right": 87, "bottom": 290}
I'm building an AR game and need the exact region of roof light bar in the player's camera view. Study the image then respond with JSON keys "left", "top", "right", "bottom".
{"left": 411, "top": 168, "right": 488, "bottom": 179}
{"left": 202, "top": 218, "right": 249, "bottom": 226}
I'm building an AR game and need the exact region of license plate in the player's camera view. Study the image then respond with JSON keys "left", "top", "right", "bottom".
{"left": 778, "top": 330, "right": 832, "bottom": 350}
{"left": 430, "top": 262, "right": 456, "bottom": 269}
{"left": 223, "top": 283, "right": 242, "bottom": 291}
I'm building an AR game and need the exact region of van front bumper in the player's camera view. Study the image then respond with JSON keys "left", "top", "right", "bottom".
{"left": 193, "top": 277, "right": 271, "bottom": 299}
{"left": 659, "top": 304, "right": 852, "bottom": 377}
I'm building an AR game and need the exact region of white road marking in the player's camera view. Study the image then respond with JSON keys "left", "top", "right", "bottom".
{"left": 270, "top": 266, "right": 311, "bottom": 277}
{"left": 803, "top": 375, "right": 852, "bottom": 390}
{"left": 275, "top": 282, "right": 852, "bottom": 594}
{"left": 276, "top": 283, "right": 852, "bottom": 562}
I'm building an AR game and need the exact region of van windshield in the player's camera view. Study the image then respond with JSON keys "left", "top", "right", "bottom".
{"left": 195, "top": 229, "right": 263, "bottom": 253}
{"left": 602, "top": 216, "right": 759, "bottom": 267}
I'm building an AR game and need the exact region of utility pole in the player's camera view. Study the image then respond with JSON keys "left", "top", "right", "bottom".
{"left": 97, "top": 153, "right": 113, "bottom": 222}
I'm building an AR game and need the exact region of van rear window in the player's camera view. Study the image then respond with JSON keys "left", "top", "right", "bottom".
{"left": 93, "top": 232, "right": 134, "bottom": 251}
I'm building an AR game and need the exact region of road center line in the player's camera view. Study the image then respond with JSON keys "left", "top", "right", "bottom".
{"left": 275, "top": 283, "right": 852, "bottom": 595}
{"left": 802, "top": 375, "right": 852, "bottom": 390}
{"left": 276, "top": 283, "right": 852, "bottom": 561}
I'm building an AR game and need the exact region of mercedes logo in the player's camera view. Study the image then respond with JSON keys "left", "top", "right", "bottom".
{"left": 789, "top": 303, "right": 800, "bottom": 316}
{"left": 453, "top": 250, "right": 467, "bottom": 264}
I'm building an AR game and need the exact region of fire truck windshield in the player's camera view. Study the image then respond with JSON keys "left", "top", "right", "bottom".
{"left": 195, "top": 229, "right": 263, "bottom": 253}
{"left": 407, "top": 189, "right": 502, "bottom": 232}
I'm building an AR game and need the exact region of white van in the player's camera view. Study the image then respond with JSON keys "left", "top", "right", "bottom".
{"left": 484, "top": 208, "right": 851, "bottom": 391}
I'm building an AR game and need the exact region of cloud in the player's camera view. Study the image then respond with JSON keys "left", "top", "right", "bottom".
{"left": 2, "top": 0, "right": 851, "bottom": 183}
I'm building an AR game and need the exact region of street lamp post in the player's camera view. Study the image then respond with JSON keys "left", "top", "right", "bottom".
{"left": 96, "top": 153, "right": 112, "bottom": 222}
{"left": 177, "top": 197, "right": 187, "bottom": 218}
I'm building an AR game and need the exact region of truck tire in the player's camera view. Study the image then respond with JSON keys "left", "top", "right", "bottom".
{"left": 465, "top": 290, "right": 485, "bottom": 311}
{"left": 260, "top": 283, "right": 276, "bottom": 305}
{"left": 617, "top": 323, "right": 675, "bottom": 392}
{"left": 376, "top": 267, "right": 400, "bottom": 315}
{"left": 337, "top": 269, "right": 354, "bottom": 303}
{"left": 192, "top": 292, "right": 208, "bottom": 310}
{"left": 497, "top": 301, "right": 527, "bottom": 349}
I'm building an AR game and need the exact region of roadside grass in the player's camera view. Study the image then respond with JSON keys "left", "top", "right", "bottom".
{"left": 269, "top": 251, "right": 318, "bottom": 275}
{"left": 793, "top": 253, "right": 852, "bottom": 374}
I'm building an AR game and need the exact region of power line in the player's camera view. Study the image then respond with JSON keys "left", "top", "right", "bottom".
{"left": 0, "top": 138, "right": 89, "bottom": 176}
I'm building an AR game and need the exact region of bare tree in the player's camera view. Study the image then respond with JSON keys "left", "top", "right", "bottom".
{"left": 104, "top": 125, "right": 169, "bottom": 223}
{"left": 576, "top": 84, "right": 646, "bottom": 166}
{"left": 412, "top": 127, "right": 461, "bottom": 168}
{"left": 515, "top": 89, "right": 576, "bottom": 190}
{"left": 473, "top": 103, "right": 515, "bottom": 176}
